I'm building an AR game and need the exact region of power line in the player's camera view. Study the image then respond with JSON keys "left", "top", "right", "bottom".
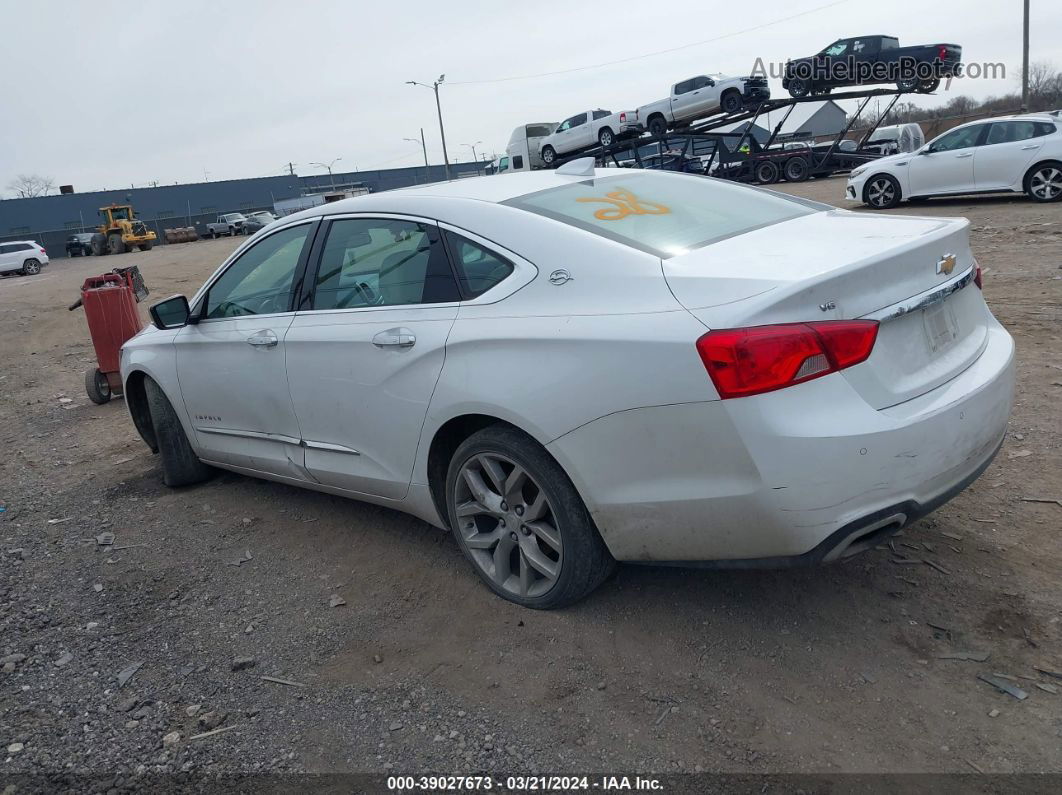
{"left": 447, "top": 0, "right": 853, "bottom": 86}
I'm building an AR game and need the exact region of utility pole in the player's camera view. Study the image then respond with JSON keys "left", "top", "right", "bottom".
{"left": 1021, "top": 0, "right": 1030, "bottom": 112}
{"left": 287, "top": 162, "right": 296, "bottom": 176}
{"left": 407, "top": 76, "right": 450, "bottom": 180}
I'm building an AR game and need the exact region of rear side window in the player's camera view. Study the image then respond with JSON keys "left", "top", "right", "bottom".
{"left": 443, "top": 231, "right": 514, "bottom": 298}
{"left": 312, "top": 218, "right": 459, "bottom": 310}
{"left": 592, "top": 110, "right": 610, "bottom": 120}
{"left": 504, "top": 172, "right": 818, "bottom": 259}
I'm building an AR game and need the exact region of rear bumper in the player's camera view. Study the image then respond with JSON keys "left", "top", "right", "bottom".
{"left": 548, "top": 322, "right": 1014, "bottom": 563}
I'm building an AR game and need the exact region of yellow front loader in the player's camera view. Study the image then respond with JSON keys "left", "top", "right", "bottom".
{"left": 92, "top": 204, "right": 157, "bottom": 255}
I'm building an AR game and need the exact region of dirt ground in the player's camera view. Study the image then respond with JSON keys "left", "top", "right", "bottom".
{"left": 1, "top": 178, "right": 1060, "bottom": 783}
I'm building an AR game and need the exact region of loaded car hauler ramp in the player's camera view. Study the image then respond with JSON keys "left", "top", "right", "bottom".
{"left": 547, "top": 87, "right": 911, "bottom": 185}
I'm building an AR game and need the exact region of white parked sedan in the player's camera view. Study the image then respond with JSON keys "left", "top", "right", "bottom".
{"left": 122, "top": 163, "right": 1014, "bottom": 608}
{"left": 847, "top": 114, "right": 1062, "bottom": 208}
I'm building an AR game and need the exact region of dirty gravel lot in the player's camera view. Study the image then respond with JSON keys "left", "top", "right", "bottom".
{"left": 1, "top": 179, "right": 1060, "bottom": 787}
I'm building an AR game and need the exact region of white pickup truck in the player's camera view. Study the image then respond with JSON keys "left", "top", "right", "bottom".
{"left": 539, "top": 109, "right": 642, "bottom": 165}
{"left": 205, "top": 213, "right": 247, "bottom": 238}
{"left": 638, "top": 75, "right": 771, "bottom": 137}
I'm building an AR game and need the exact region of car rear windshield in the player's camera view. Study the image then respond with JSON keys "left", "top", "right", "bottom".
{"left": 503, "top": 172, "right": 821, "bottom": 258}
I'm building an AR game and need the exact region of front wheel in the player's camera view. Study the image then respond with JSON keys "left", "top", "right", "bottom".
{"left": 598, "top": 127, "right": 614, "bottom": 148}
{"left": 787, "top": 77, "right": 811, "bottom": 98}
{"left": 445, "top": 426, "right": 614, "bottom": 609}
{"left": 138, "top": 240, "right": 154, "bottom": 251}
{"left": 720, "top": 90, "right": 742, "bottom": 114}
{"left": 1025, "top": 162, "right": 1062, "bottom": 203}
{"left": 541, "top": 145, "right": 556, "bottom": 166}
{"left": 143, "top": 377, "right": 213, "bottom": 487}
{"left": 85, "top": 368, "right": 111, "bottom": 404}
{"left": 864, "top": 174, "right": 902, "bottom": 209}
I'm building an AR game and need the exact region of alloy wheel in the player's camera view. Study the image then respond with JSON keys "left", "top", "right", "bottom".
{"left": 867, "top": 178, "right": 896, "bottom": 208}
{"left": 1030, "top": 166, "right": 1062, "bottom": 200}
{"left": 453, "top": 453, "right": 562, "bottom": 599}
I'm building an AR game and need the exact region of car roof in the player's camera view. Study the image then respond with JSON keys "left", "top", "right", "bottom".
{"left": 5, "top": 240, "right": 39, "bottom": 245}
{"left": 283, "top": 169, "right": 638, "bottom": 221}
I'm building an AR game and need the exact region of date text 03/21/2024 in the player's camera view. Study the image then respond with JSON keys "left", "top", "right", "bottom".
{"left": 386, "top": 776, "right": 664, "bottom": 791}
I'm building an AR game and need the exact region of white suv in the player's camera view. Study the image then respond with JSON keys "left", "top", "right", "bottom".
{"left": 0, "top": 241, "right": 49, "bottom": 276}
{"left": 847, "top": 114, "right": 1062, "bottom": 209}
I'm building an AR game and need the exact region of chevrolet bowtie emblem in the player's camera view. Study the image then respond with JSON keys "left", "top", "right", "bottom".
{"left": 936, "top": 253, "right": 957, "bottom": 276}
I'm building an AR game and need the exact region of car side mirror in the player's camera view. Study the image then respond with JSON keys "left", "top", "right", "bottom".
{"left": 919, "top": 148, "right": 932, "bottom": 155}
{"left": 150, "top": 295, "right": 191, "bottom": 329}
{"left": 706, "top": 79, "right": 715, "bottom": 87}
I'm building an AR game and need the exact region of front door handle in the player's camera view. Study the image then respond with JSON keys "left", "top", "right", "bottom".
{"left": 1021, "top": 144, "right": 1041, "bottom": 150}
{"left": 246, "top": 330, "right": 278, "bottom": 348}
{"left": 372, "top": 328, "right": 416, "bottom": 348}
{"left": 955, "top": 152, "right": 973, "bottom": 158}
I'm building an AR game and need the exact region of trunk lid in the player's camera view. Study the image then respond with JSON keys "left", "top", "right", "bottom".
{"left": 663, "top": 209, "right": 988, "bottom": 408}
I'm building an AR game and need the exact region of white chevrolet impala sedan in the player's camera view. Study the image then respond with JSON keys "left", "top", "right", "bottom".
{"left": 121, "top": 163, "right": 1015, "bottom": 608}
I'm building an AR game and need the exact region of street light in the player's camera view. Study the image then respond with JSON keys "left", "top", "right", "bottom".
{"left": 406, "top": 75, "right": 450, "bottom": 180}
{"left": 461, "top": 141, "right": 483, "bottom": 163}
{"left": 310, "top": 157, "right": 342, "bottom": 190}
{"left": 404, "top": 129, "right": 429, "bottom": 167}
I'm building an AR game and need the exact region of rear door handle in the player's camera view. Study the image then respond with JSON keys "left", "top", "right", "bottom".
{"left": 955, "top": 152, "right": 973, "bottom": 158}
{"left": 1021, "top": 144, "right": 1041, "bottom": 150}
{"left": 372, "top": 328, "right": 416, "bottom": 348}
{"left": 246, "top": 330, "right": 278, "bottom": 348}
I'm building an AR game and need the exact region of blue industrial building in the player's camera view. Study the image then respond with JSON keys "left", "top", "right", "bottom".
{"left": 0, "top": 161, "right": 487, "bottom": 255}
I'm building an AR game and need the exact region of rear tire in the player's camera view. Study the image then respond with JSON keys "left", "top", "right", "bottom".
{"left": 720, "top": 90, "right": 742, "bottom": 114}
{"left": 91, "top": 237, "right": 106, "bottom": 256}
{"left": 647, "top": 115, "right": 668, "bottom": 138}
{"left": 107, "top": 234, "right": 125, "bottom": 255}
{"left": 143, "top": 377, "right": 213, "bottom": 487}
{"left": 755, "top": 160, "right": 780, "bottom": 184}
{"left": 541, "top": 145, "right": 556, "bottom": 166}
{"left": 85, "top": 368, "right": 111, "bottom": 405}
{"left": 1024, "top": 161, "right": 1062, "bottom": 203}
{"left": 783, "top": 156, "right": 810, "bottom": 182}
{"left": 897, "top": 77, "right": 919, "bottom": 93}
{"left": 919, "top": 78, "right": 941, "bottom": 93}
{"left": 21, "top": 258, "right": 41, "bottom": 275}
{"left": 598, "top": 127, "right": 614, "bottom": 148}
{"left": 445, "top": 425, "right": 614, "bottom": 609}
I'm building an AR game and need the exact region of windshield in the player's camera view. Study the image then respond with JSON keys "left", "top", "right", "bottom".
{"left": 504, "top": 172, "right": 820, "bottom": 258}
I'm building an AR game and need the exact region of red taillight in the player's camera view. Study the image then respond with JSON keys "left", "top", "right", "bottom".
{"left": 939, "top": 46, "right": 948, "bottom": 60}
{"left": 974, "top": 264, "right": 983, "bottom": 289}
{"left": 620, "top": 112, "right": 627, "bottom": 122}
{"left": 696, "top": 320, "right": 879, "bottom": 399}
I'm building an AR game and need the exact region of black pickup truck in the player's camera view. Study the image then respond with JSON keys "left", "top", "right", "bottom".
{"left": 783, "top": 35, "right": 962, "bottom": 97}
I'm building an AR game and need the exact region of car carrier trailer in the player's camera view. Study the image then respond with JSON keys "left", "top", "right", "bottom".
{"left": 547, "top": 87, "right": 911, "bottom": 185}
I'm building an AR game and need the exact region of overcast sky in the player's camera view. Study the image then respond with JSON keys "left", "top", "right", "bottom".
{"left": 2, "top": 0, "right": 1059, "bottom": 195}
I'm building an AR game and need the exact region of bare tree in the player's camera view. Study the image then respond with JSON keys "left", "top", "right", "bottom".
{"left": 6, "top": 173, "right": 56, "bottom": 199}
{"left": 1025, "top": 61, "right": 1062, "bottom": 109}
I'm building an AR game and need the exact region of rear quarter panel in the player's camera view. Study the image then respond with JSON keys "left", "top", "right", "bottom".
{"left": 409, "top": 199, "right": 713, "bottom": 485}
